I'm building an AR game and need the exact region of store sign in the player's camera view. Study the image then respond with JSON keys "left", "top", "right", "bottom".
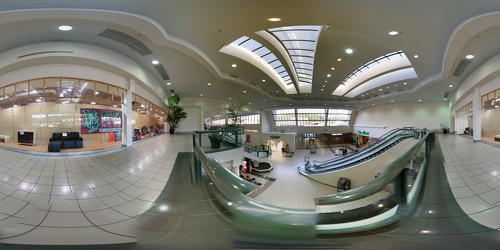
{"left": 81, "top": 108, "right": 122, "bottom": 134}
{"left": 358, "top": 130, "right": 369, "bottom": 135}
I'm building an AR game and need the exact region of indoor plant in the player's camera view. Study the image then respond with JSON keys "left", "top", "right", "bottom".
{"left": 165, "top": 94, "right": 187, "bottom": 134}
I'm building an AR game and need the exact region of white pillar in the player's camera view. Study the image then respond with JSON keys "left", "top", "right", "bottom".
{"left": 472, "top": 86, "right": 482, "bottom": 142}
{"left": 122, "top": 78, "right": 134, "bottom": 147}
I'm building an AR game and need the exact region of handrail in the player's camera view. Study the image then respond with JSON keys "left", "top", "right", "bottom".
{"left": 192, "top": 129, "right": 430, "bottom": 238}
{"left": 192, "top": 132, "right": 317, "bottom": 242}
{"left": 312, "top": 128, "right": 413, "bottom": 166}
{"left": 307, "top": 134, "right": 414, "bottom": 174}
{"left": 316, "top": 132, "right": 429, "bottom": 205}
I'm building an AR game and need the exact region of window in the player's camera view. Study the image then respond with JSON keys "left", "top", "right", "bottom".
{"left": 327, "top": 109, "right": 352, "bottom": 126}
{"left": 297, "top": 108, "right": 326, "bottom": 126}
{"left": 273, "top": 109, "right": 296, "bottom": 127}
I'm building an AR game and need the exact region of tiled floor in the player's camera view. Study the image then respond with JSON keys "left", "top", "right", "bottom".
{"left": 0, "top": 132, "right": 498, "bottom": 249}
{"left": 0, "top": 133, "right": 190, "bottom": 245}
{"left": 438, "top": 134, "right": 500, "bottom": 230}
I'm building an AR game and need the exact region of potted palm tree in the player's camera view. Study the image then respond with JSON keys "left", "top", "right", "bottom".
{"left": 165, "top": 94, "right": 187, "bottom": 134}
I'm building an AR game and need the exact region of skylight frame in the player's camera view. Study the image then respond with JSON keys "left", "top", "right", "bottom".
{"left": 220, "top": 36, "right": 297, "bottom": 94}
{"left": 264, "top": 25, "right": 323, "bottom": 93}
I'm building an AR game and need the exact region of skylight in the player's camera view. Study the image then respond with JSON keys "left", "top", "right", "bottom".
{"left": 263, "top": 25, "right": 323, "bottom": 94}
{"left": 333, "top": 51, "right": 417, "bottom": 97}
{"left": 220, "top": 36, "right": 296, "bottom": 95}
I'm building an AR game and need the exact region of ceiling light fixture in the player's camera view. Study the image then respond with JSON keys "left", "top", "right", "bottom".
{"left": 337, "top": 58, "right": 342, "bottom": 62}
{"left": 152, "top": 60, "right": 159, "bottom": 65}
{"left": 327, "top": 74, "right": 331, "bottom": 77}
{"left": 346, "top": 48, "right": 353, "bottom": 54}
{"left": 231, "top": 64, "right": 237, "bottom": 68}
{"left": 167, "top": 82, "right": 171, "bottom": 85}
{"left": 268, "top": 17, "right": 281, "bottom": 22}
{"left": 414, "top": 55, "right": 419, "bottom": 58}
{"left": 466, "top": 54, "right": 474, "bottom": 59}
{"left": 449, "top": 85, "right": 453, "bottom": 87}
{"left": 388, "top": 31, "right": 399, "bottom": 35}
{"left": 331, "top": 67, "right": 335, "bottom": 70}
{"left": 58, "top": 25, "right": 73, "bottom": 31}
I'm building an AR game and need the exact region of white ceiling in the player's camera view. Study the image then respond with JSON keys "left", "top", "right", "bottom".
{"left": 1, "top": 1, "right": 500, "bottom": 119}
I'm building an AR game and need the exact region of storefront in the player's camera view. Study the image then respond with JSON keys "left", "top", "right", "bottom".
{"left": 0, "top": 77, "right": 166, "bottom": 152}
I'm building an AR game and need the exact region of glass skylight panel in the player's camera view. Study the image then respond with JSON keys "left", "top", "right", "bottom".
{"left": 265, "top": 25, "right": 322, "bottom": 94}
{"left": 333, "top": 51, "right": 414, "bottom": 97}
{"left": 221, "top": 36, "right": 296, "bottom": 94}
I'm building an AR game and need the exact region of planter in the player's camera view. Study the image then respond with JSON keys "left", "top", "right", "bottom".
{"left": 169, "top": 128, "right": 175, "bottom": 134}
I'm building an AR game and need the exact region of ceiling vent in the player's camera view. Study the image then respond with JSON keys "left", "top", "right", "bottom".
{"left": 154, "top": 64, "right": 170, "bottom": 80}
{"left": 444, "top": 91, "right": 450, "bottom": 99}
{"left": 98, "top": 29, "right": 153, "bottom": 56}
{"left": 453, "top": 59, "right": 472, "bottom": 77}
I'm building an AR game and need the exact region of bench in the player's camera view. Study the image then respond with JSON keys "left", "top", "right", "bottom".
{"left": 0, "top": 135, "right": 10, "bottom": 143}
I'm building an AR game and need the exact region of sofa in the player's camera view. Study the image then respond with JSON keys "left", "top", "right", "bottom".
{"left": 48, "top": 132, "right": 83, "bottom": 152}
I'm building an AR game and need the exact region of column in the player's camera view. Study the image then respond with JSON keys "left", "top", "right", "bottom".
{"left": 472, "top": 86, "right": 482, "bottom": 142}
{"left": 122, "top": 78, "right": 134, "bottom": 147}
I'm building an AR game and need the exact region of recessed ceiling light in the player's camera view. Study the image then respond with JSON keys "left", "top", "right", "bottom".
{"left": 262, "top": 79, "right": 266, "bottom": 82}
{"left": 391, "top": 100, "right": 394, "bottom": 102}
{"left": 379, "top": 89, "right": 382, "bottom": 91}
{"left": 449, "top": 85, "right": 453, "bottom": 87}
{"left": 91, "top": 102, "right": 96, "bottom": 105}
{"left": 419, "top": 100, "right": 422, "bottom": 102}
{"left": 327, "top": 74, "right": 331, "bottom": 77}
{"left": 321, "top": 89, "right": 324, "bottom": 91}
{"left": 466, "top": 54, "right": 474, "bottom": 59}
{"left": 345, "top": 48, "right": 353, "bottom": 54}
{"left": 331, "top": 67, "right": 335, "bottom": 70}
{"left": 276, "top": 90, "right": 279, "bottom": 92}
{"left": 231, "top": 64, "right": 237, "bottom": 68}
{"left": 152, "top": 60, "right": 159, "bottom": 65}
{"left": 414, "top": 55, "right": 419, "bottom": 58}
{"left": 58, "top": 25, "right": 73, "bottom": 31}
{"left": 94, "top": 91, "right": 99, "bottom": 95}
{"left": 229, "top": 97, "right": 232, "bottom": 100}
{"left": 200, "top": 94, "right": 203, "bottom": 96}
{"left": 268, "top": 17, "right": 281, "bottom": 22}
{"left": 167, "top": 82, "right": 171, "bottom": 85}
{"left": 208, "top": 83, "right": 211, "bottom": 85}
{"left": 337, "top": 58, "right": 342, "bottom": 62}
{"left": 404, "top": 82, "right": 407, "bottom": 85}
{"left": 243, "top": 90, "right": 246, "bottom": 93}
{"left": 388, "top": 31, "right": 399, "bottom": 35}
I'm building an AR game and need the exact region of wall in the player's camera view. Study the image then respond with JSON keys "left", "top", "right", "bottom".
{"left": 176, "top": 106, "right": 203, "bottom": 132}
{"left": 353, "top": 102, "right": 450, "bottom": 138}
